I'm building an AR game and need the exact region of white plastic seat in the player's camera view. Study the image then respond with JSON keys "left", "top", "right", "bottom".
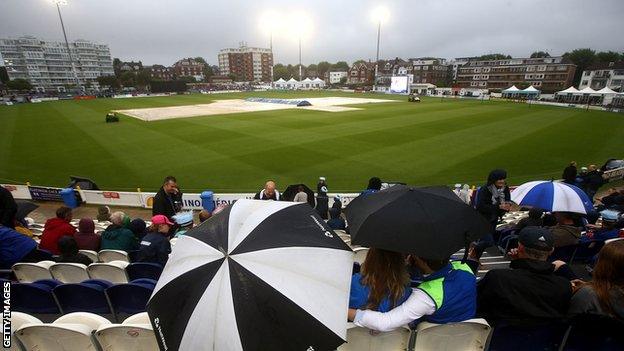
{"left": 123, "top": 312, "right": 150, "bottom": 325}
{"left": 49, "top": 263, "right": 90, "bottom": 283}
{"left": 605, "top": 237, "right": 624, "bottom": 244}
{"left": 95, "top": 324, "right": 158, "bottom": 351}
{"left": 98, "top": 250, "right": 129, "bottom": 263}
{"left": 54, "top": 312, "right": 111, "bottom": 330}
{"left": 79, "top": 250, "right": 99, "bottom": 263}
{"left": 353, "top": 247, "right": 369, "bottom": 265}
{"left": 12, "top": 262, "right": 53, "bottom": 283}
{"left": 8, "top": 312, "right": 42, "bottom": 351}
{"left": 338, "top": 323, "right": 411, "bottom": 351}
{"left": 413, "top": 318, "right": 491, "bottom": 351}
{"left": 87, "top": 261, "right": 129, "bottom": 283}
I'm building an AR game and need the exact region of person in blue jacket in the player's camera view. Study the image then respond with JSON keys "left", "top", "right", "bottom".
{"left": 582, "top": 210, "right": 621, "bottom": 242}
{"left": 360, "top": 177, "right": 382, "bottom": 197}
{"left": 0, "top": 225, "right": 41, "bottom": 269}
{"left": 350, "top": 248, "right": 412, "bottom": 313}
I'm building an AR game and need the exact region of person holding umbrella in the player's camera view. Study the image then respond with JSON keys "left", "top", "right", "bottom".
{"left": 475, "top": 169, "right": 511, "bottom": 257}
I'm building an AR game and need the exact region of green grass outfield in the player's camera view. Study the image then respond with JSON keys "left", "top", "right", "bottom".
{"left": 1, "top": 90, "right": 622, "bottom": 192}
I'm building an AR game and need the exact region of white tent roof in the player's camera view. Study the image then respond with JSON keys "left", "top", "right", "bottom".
{"left": 502, "top": 85, "right": 520, "bottom": 92}
{"left": 302, "top": 78, "right": 312, "bottom": 82}
{"left": 287, "top": 78, "right": 298, "bottom": 83}
{"left": 312, "top": 77, "right": 324, "bottom": 83}
{"left": 523, "top": 86, "right": 540, "bottom": 92}
{"left": 596, "top": 87, "right": 618, "bottom": 95}
{"left": 275, "top": 78, "right": 286, "bottom": 83}
{"left": 557, "top": 86, "right": 579, "bottom": 94}
{"left": 579, "top": 87, "right": 598, "bottom": 94}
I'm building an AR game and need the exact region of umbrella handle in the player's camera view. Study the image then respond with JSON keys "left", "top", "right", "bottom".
{"left": 461, "top": 232, "right": 470, "bottom": 264}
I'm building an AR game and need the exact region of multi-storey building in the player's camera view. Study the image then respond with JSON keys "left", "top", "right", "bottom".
{"left": 455, "top": 56, "right": 576, "bottom": 93}
{"left": 218, "top": 44, "right": 273, "bottom": 82}
{"left": 0, "top": 36, "right": 114, "bottom": 92}
{"left": 328, "top": 71, "right": 348, "bottom": 84}
{"left": 347, "top": 62, "right": 375, "bottom": 84}
{"left": 172, "top": 58, "right": 204, "bottom": 81}
{"left": 146, "top": 64, "right": 175, "bottom": 81}
{"left": 578, "top": 61, "right": 624, "bottom": 92}
{"left": 409, "top": 58, "right": 451, "bottom": 85}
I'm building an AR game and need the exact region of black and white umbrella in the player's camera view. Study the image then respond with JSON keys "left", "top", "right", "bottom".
{"left": 147, "top": 199, "right": 353, "bottom": 351}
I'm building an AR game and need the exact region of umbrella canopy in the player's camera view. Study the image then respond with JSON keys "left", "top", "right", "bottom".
{"left": 147, "top": 199, "right": 352, "bottom": 351}
{"left": 15, "top": 200, "right": 39, "bottom": 221}
{"left": 282, "top": 183, "right": 316, "bottom": 208}
{"left": 345, "top": 185, "right": 491, "bottom": 259}
{"left": 511, "top": 181, "right": 593, "bottom": 214}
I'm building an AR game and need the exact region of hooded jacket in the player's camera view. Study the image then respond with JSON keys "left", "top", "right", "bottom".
{"left": 101, "top": 224, "right": 138, "bottom": 251}
{"left": 550, "top": 224, "right": 582, "bottom": 247}
{"left": 74, "top": 218, "right": 101, "bottom": 251}
{"left": 0, "top": 225, "right": 37, "bottom": 268}
{"left": 39, "top": 217, "right": 76, "bottom": 255}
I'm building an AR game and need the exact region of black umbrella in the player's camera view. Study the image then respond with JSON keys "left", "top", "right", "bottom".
{"left": 282, "top": 183, "right": 316, "bottom": 208}
{"left": 15, "top": 200, "right": 39, "bottom": 221}
{"left": 147, "top": 199, "right": 353, "bottom": 351}
{"left": 345, "top": 185, "right": 491, "bottom": 260}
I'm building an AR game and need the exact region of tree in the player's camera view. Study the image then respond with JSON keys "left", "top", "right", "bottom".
{"left": 119, "top": 71, "right": 136, "bottom": 87}
{"left": 332, "top": 61, "right": 350, "bottom": 71}
{"left": 6, "top": 78, "right": 32, "bottom": 91}
{"left": 178, "top": 76, "right": 196, "bottom": 83}
{"left": 317, "top": 61, "right": 331, "bottom": 76}
{"left": 97, "top": 75, "right": 120, "bottom": 90}
{"left": 113, "top": 58, "right": 122, "bottom": 77}
{"left": 353, "top": 59, "right": 367, "bottom": 65}
{"left": 273, "top": 64, "right": 290, "bottom": 80}
{"left": 478, "top": 54, "right": 511, "bottom": 60}
{"left": 530, "top": 51, "right": 550, "bottom": 58}
{"left": 193, "top": 57, "right": 213, "bottom": 81}
{"left": 306, "top": 63, "right": 318, "bottom": 77}
{"left": 339, "top": 77, "right": 347, "bottom": 84}
{"left": 563, "top": 48, "right": 596, "bottom": 86}
{"left": 596, "top": 51, "right": 622, "bottom": 63}
{"left": 0, "top": 67, "right": 9, "bottom": 83}
{"left": 135, "top": 70, "right": 152, "bottom": 88}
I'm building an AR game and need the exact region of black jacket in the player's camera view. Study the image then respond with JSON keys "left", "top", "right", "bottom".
{"left": 137, "top": 232, "right": 171, "bottom": 266}
{"left": 477, "top": 259, "right": 572, "bottom": 325}
{"left": 476, "top": 185, "right": 511, "bottom": 224}
{"left": 0, "top": 186, "right": 17, "bottom": 228}
{"left": 152, "top": 187, "right": 182, "bottom": 219}
{"left": 585, "top": 171, "right": 606, "bottom": 192}
{"left": 562, "top": 165, "right": 577, "bottom": 184}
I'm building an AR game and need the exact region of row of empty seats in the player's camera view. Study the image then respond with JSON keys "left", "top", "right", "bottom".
{"left": 9, "top": 312, "right": 158, "bottom": 351}
{"left": 12, "top": 260, "right": 162, "bottom": 284}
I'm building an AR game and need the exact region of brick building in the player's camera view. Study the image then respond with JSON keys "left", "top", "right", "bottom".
{"left": 146, "top": 64, "right": 175, "bottom": 81}
{"left": 218, "top": 44, "right": 273, "bottom": 82}
{"left": 455, "top": 57, "right": 576, "bottom": 93}
{"left": 410, "top": 58, "right": 451, "bottom": 86}
{"left": 347, "top": 62, "right": 375, "bottom": 84}
{"left": 172, "top": 58, "right": 205, "bottom": 81}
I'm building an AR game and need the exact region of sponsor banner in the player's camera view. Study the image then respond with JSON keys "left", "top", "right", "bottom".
{"left": 73, "top": 95, "right": 96, "bottom": 100}
{"left": 140, "top": 192, "right": 256, "bottom": 210}
{"left": 605, "top": 166, "right": 624, "bottom": 182}
{"left": 1, "top": 184, "right": 32, "bottom": 200}
{"left": 80, "top": 190, "right": 144, "bottom": 207}
{"left": 28, "top": 186, "right": 64, "bottom": 201}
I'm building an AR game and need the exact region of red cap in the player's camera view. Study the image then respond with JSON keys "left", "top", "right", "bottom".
{"left": 152, "top": 214, "right": 173, "bottom": 226}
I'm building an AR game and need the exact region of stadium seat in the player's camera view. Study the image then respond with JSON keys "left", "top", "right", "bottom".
{"left": 413, "top": 318, "right": 491, "bottom": 350}
{"left": 127, "top": 250, "right": 140, "bottom": 263}
{"left": 49, "top": 263, "right": 90, "bottom": 283}
{"left": 561, "top": 314, "right": 624, "bottom": 351}
{"left": 12, "top": 262, "right": 53, "bottom": 282}
{"left": 353, "top": 247, "right": 369, "bottom": 264}
{"left": 95, "top": 324, "right": 159, "bottom": 351}
{"left": 126, "top": 262, "right": 163, "bottom": 281}
{"left": 12, "top": 280, "right": 62, "bottom": 315}
{"left": 53, "top": 282, "right": 114, "bottom": 315}
{"left": 98, "top": 250, "right": 130, "bottom": 263}
{"left": 15, "top": 313, "right": 110, "bottom": 351}
{"left": 106, "top": 280, "right": 155, "bottom": 317}
{"left": 87, "top": 261, "right": 130, "bottom": 283}
{"left": 79, "top": 250, "right": 99, "bottom": 262}
{"left": 548, "top": 245, "right": 578, "bottom": 262}
{"left": 8, "top": 312, "right": 42, "bottom": 351}
{"left": 487, "top": 321, "right": 569, "bottom": 351}
{"left": 337, "top": 323, "right": 412, "bottom": 351}
{"left": 605, "top": 237, "right": 624, "bottom": 244}
{"left": 123, "top": 312, "right": 151, "bottom": 325}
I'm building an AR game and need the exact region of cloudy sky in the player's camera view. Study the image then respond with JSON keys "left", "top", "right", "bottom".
{"left": 1, "top": 0, "right": 623, "bottom": 66}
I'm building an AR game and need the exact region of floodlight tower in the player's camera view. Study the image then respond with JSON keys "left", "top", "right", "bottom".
{"left": 371, "top": 7, "right": 389, "bottom": 92}
{"left": 260, "top": 11, "right": 278, "bottom": 83}
{"left": 53, "top": 0, "right": 81, "bottom": 92}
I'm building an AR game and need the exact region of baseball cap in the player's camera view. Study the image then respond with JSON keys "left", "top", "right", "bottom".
{"left": 151, "top": 214, "right": 173, "bottom": 226}
{"left": 518, "top": 226, "right": 554, "bottom": 251}
{"left": 601, "top": 210, "right": 620, "bottom": 222}
{"left": 173, "top": 212, "right": 194, "bottom": 227}
{"left": 454, "top": 183, "right": 462, "bottom": 188}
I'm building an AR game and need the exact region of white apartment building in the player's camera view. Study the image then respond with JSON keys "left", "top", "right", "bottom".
{"left": 578, "top": 61, "right": 624, "bottom": 92}
{"left": 217, "top": 43, "right": 273, "bottom": 82}
{"left": 0, "top": 36, "right": 114, "bottom": 92}
{"left": 328, "top": 71, "right": 347, "bottom": 84}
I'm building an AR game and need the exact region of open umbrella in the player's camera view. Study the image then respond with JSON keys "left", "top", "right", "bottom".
{"left": 511, "top": 181, "right": 593, "bottom": 214}
{"left": 281, "top": 183, "right": 316, "bottom": 208}
{"left": 15, "top": 200, "right": 39, "bottom": 221}
{"left": 147, "top": 199, "right": 352, "bottom": 351}
{"left": 345, "top": 185, "right": 491, "bottom": 259}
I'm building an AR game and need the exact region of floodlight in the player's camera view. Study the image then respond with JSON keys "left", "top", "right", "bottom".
{"left": 52, "top": 0, "right": 68, "bottom": 5}
{"left": 371, "top": 6, "right": 390, "bottom": 24}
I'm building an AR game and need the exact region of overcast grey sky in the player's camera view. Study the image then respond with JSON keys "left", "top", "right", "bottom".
{"left": 1, "top": 0, "right": 623, "bottom": 66}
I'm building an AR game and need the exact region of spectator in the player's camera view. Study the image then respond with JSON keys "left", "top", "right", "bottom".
{"left": 562, "top": 161, "right": 578, "bottom": 185}
{"left": 137, "top": 215, "right": 172, "bottom": 266}
{"left": 254, "top": 180, "right": 281, "bottom": 201}
{"left": 293, "top": 186, "right": 308, "bottom": 203}
{"left": 14, "top": 221, "right": 34, "bottom": 238}
{"left": 153, "top": 176, "right": 183, "bottom": 220}
{"left": 575, "top": 167, "right": 589, "bottom": 191}
{"left": 0, "top": 186, "right": 17, "bottom": 228}
{"left": 475, "top": 169, "right": 511, "bottom": 257}
{"left": 568, "top": 240, "right": 624, "bottom": 319}
{"left": 516, "top": 208, "right": 544, "bottom": 232}
{"left": 198, "top": 209, "right": 212, "bottom": 223}
{"left": 39, "top": 206, "right": 76, "bottom": 255}
{"left": 585, "top": 165, "right": 606, "bottom": 201}
{"left": 348, "top": 256, "right": 476, "bottom": 331}
{"left": 549, "top": 212, "right": 582, "bottom": 247}
{"left": 129, "top": 218, "right": 148, "bottom": 241}
{"left": 74, "top": 218, "right": 101, "bottom": 251}
{"left": 56, "top": 236, "right": 93, "bottom": 266}
{"left": 360, "top": 177, "right": 382, "bottom": 196}
{"left": 173, "top": 211, "right": 194, "bottom": 238}
{"left": 316, "top": 177, "right": 329, "bottom": 219}
{"left": 583, "top": 210, "right": 621, "bottom": 242}
{"left": 327, "top": 207, "right": 346, "bottom": 231}
{"left": 101, "top": 211, "right": 138, "bottom": 251}
{"left": 332, "top": 195, "right": 343, "bottom": 211}
{"left": 459, "top": 184, "right": 472, "bottom": 204}
{"left": 0, "top": 225, "right": 39, "bottom": 269}
{"left": 597, "top": 188, "right": 624, "bottom": 211}
{"left": 477, "top": 227, "right": 572, "bottom": 324}
{"left": 97, "top": 206, "right": 111, "bottom": 222}
{"left": 350, "top": 249, "right": 411, "bottom": 312}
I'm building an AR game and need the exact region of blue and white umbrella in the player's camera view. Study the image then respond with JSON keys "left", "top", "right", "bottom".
{"left": 511, "top": 181, "right": 593, "bottom": 214}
